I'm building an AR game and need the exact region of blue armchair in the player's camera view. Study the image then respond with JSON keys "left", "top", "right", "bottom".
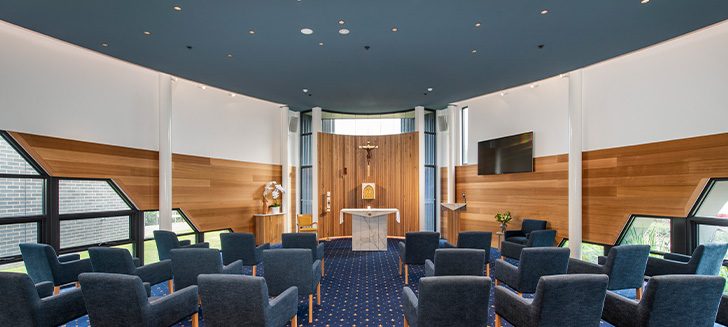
{"left": 716, "top": 294, "right": 728, "bottom": 326}
{"left": 0, "top": 272, "right": 87, "bottom": 326}
{"left": 402, "top": 276, "right": 490, "bottom": 327}
{"left": 282, "top": 232, "right": 325, "bottom": 276}
{"left": 504, "top": 219, "right": 548, "bottom": 244}
{"left": 88, "top": 247, "right": 174, "bottom": 292}
{"left": 425, "top": 248, "right": 486, "bottom": 277}
{"left": 153, "top": 230, "right": 210, "bottom": 261}
{"left": 448, "top": 231, "right": 493, "bottom": 275}
{"left": 263, "top": 248, "right": 322, "bottom": 324}
{"left": 602, "top": 275, "right": 725, "bottom": 327}
{"left": 645, "top": 243, "right": 728, "bottom": 276}
{"left": 398, "top": 231, "right": 440, "bottom": 285}
{"left": 494, "top": 247, "right": 570, "bottom": 295}
{"left": 568, "top": 244, "right": 650, "bottom": 298}
{"left": 500, "top": 229, "right": 556, "bottom": 260}
{"left": 19, "top": 243, "right": 92, "bottom": 294}
{"left": 198, "top": 274, "right": 299, "bottom": 327}
{"left": 494, "top": 274, "right": 609, "bottom": 327}
{"left": 79, "top": 272, "right": 200, "bottom": 327}
{"left": 169, "top": 248, "right": 243, "bottom": 290}
{"left": 221, "top": 232, "right": 270, "bottom": 276}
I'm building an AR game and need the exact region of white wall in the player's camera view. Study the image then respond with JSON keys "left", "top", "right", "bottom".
{"left": 457, "top": 20, "right": 728, "bottom": 157}
{"left": 0, "top": 20, "right": 283, "bottom": 164}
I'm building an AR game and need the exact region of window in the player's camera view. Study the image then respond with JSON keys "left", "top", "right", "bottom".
{"left": 691, "top": 178, "right": 728, "bottom": 261}
{"left": 0, "top": 222, "right": 38, "bottom": 258}
{"left": 0, "top": 178, "right": 43, "bottom": 218}
{"left": 694, "top": 180, "right": 728, "bottom": 218}
{"left": 203, "top": 230, "right": 230, "bottom": 249}
{"left": 59, "top": 179, "right": 130, "bottom": 214}
{"left": 461, "top": 107, "right": 469, "bottom": 164}
{"left": 560, "top": 239, "right": 606, "bottom": 264}
{"left": 617, "top": 215, "right": 671, "bottom": 254}
{"left": 143, "top": 209, "right": 197, "bottom": 264}
{"left": 300, "top": 112, "right": 313, "bottom": 214}
{"left": 424, "top": 110, "right": 437, "bottom": 231}
{"left": 321, "top": 111, "right": 416, "bottom": 135}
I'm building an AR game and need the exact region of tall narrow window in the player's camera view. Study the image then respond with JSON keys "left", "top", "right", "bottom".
{"left": 300, "top": 112, "right": 313, "bottom": 214}
{"left": 424, "top": 110, "right": 437, "bottom": 231}
{"left": 461, "top": 107, "right": 469, "bottom": 164}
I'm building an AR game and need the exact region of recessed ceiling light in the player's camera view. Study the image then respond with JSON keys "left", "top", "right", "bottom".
{"left": 249, "top": 29, "right": 255, "bottom": 35}
{"left": 427, "top": 88, "right": 433, "bottom": 92}
{"left": 301, "top": 28, "right": 314, "bottom": 35}
{"left": 199, "top": 85, "right": 207, "bottom": 90}
{"left": 530, "top": 84, "right": 539, "bottom": 88}
{"left": 560, "top": 73, "right": 569, "bottom": 78}
{"left": 101, "top": 43, "right": 108, "bottom": 47}
{"left": 500, "top": 92, "right": 507, "bottom": 96}
{"left": 302, "top": 89, "right": 309, "bottom": 93}
{"left": 475, "top": 22, "right": 481, "bottom": 27}
{"left": 541, "top": 9, "right": 549, "bottom": 15}
{"left": 227, "top": 54, "right": 233, "bottom": 58}
{"left": 143, "top": 31, "right": 151, "bottom": 35}
{"left": 318, "top": 42, "right": 324, "bottom": 46}
{"left": 391, "top": 27, "right": 398, "bottom": 32}
{"left": 641, "top": 0, "right": 650, "bottom": 3}
{"left": 339, "top": 28, "right": 350, "bottom": 35}
{"left": 173, "top": 5, "right": 181, "bottom": 11}
{"left": 338, "top": 19, "right": 345, "bottom": 25}
{"left": 229, "top": 93, "right": 236, "bottom": 97}
{"left": 471, "top": 49, "right": 477, "bottom": 53}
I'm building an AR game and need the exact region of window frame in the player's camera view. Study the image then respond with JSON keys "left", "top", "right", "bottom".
{"left": 687, "top": 177, "right": 728, "bottom": 257}
{"left": 615, "top": 214, "right": 680, "bottom": 256}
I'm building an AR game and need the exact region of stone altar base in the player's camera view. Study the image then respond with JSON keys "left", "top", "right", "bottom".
{"left": 351, "top": 215, "right": 388, "bottom": 251}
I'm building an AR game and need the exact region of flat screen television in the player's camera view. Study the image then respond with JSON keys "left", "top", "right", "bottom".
{"left": 477, "top": 132, "right": 534, "bottom": 175}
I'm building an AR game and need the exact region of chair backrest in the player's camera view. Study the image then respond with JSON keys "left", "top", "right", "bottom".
{"left": 433, "top": 249, "right": 485, "bottom": 276}
{"left": 263, "top": 249, "right": 314, "bottom": 296}
{"left": 456, "top": 231, "right": 492, "bottom": 252}
{"left": 690, "top": 243, "right": 728, "bottom": 275}
{"left": 154, "top": 230, "right": 182, "bottom": 261}
{"left": 716, "top": 294, "right": 728, "bottom": 326}
{"left": 404, "top": 232, "right": 441, "bottom": 264}
{"left": 531, "top": 274, "right": 609, "bottom": 327}
{"left": 520, "top": 219, "right": 548, "bottom": 235}
{"left": 88, "top": 247, "right": 137, "bottom": 275}
{"left": 297, "top": 214, "right": 314, "bottom": 226}
{"left": 170, "top": 248, "right": 224, "bottom": 290}
{"left": 0, "top": 272, "right": 42, "bottom": 326}
{"left": 79, "top": 272, "right": 150, "bottom": 326}
{"left": 19, "top": 243, "right": 59, "bottom": 283}
{"left": 220, "top": 232, "right": 257, "bottom": 266}
{"left": 603, "top": 244, "right": 650, "bottom": 290}
{"left": 282, "top": 233, "right": 318, "bottom": 255}
{"left": 198, "top": 274, "right": 269, "bottom": 326}
{"left": 517, "top": 247, "right": 570, "bottom": 293}
{"left": 639, "top": 275, "right": 725, "bottom": 327}
{"left": 526, "top": 230, "right": 556, "bottom": 247}
{"left": 417, "top": 276, "right": 490, "bottom": 327}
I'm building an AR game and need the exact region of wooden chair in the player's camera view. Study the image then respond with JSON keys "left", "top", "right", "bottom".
{"left": 297, "top": 214, "right": 318, "bottom": 233}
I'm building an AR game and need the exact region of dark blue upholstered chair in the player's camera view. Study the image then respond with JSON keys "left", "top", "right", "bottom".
{"left": 281, "top": 232, "right": 325, "bottom": 277}
{"left": 494, "top": 274, "right": 609, "bottom": 327}
{"left": 645, "top": 243, "right": 728, "bottom": 277}
{"left": 153, "top": 230, "right": 210, "bottom": 261}
{"left": 79, "top": 272, "right": 200, "bottom": 327}
{"left": 716, "top": 294, "right": 728, "bottom": 326}
{"left": 88, "top": 247, "right": 174, "bottom": 291}
{"left": 402, "top": 276, "right": 491, "bottom": 327}
{"left": 170, "top": 248, "right": 243, "bottom": 291}
{"left": 263, "top": 248, "right": 322, "bottom": 324}
{"left": 221, "top": 232, "right": 269, "bottom": 276}
{"left": 602, "top": 275, "right": 725, "bottom": 327}
{"left": 504, "top": 219, "right": 548, "bottom": 245}
{"left": 19, "top": 243, "right": 92, "bottom": 294}
{"left": 494, "top": 247, "right": 570, "bottom": 295}
{"left": 0, "top": 272, "right": 87, "bottom": 327}
{"left": 398, "top": 231, "right": 440, "bottom": 285}
{"left": 425, "top": 248, "right": 486, "bottom": 277}
{"left": 500, "top": 229, "right": 557, "bottom": 260}
{"left": 198, "top": 274, "right": 299, "bottom": 327}
{"left": 451, "top": 231, "right": 493, "bottom": 275}
{"left": 568, "top": 244, "right": 650, "bottom": 299}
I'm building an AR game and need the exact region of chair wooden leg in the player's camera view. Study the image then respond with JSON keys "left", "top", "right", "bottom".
{"left": 501, "top": 256, "right": 505, "bottom": 260}
{"left": 321, "top": 258, "right": 325, "bottom": 277}
{"left": 404, "top": 265, "right": 409, "bottom": 285}
{"left": 404, "top": 315, "right": 409, "bottom": 327}
{"left": 636, "top": 287, "right": 642, "bottom": 300}
{"left": 53, "top": 286, "right": 61, "bottom": 295}
{"left": 291, "top": 314, "right": 298, "bottom": 326}
{"left": 167, "top": 280, "right": 174, "bottom": 294}
{"left": 494, "top": 314, "right": 502, "bottom": 327}
{"left": 518, "top": 292, "right": 523, "bottom": 297}
{"left": 399, "top": 257, "right": 402, "bottom": 275}
{"left": 317, "top": 283, "right": 321, "bottom": 305}
{"left": 308, "top": 294, "right": 313, "bottom": 323}
{"left": 191, "top": 312, "right": 199, "bottom": 327}
{"left": 486, "top": 264, "right": 490, "bottom": 277}
{"left": 252, "top": 265, "right": 257, "bottom": 276}
{"left": 75, "top": 281, "right": 80, "bottom": 288}
{"left": 495, "top": 279, "right": 499, "bottom": 286}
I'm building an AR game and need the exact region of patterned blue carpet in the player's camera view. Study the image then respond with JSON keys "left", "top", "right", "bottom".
{"left": 64, "top": 238, "right": 627, "bottom": 326}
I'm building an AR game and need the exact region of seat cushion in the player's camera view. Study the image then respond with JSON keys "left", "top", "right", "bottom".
{"left": 506, "top": 236, "right": 528, "bottom": 245}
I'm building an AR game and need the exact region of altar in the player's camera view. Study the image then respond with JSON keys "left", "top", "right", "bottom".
{"left": 340, "top": 208, "right": 400, "bottom": 251}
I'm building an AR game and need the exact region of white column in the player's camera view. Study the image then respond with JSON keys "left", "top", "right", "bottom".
{"left": 415, "top": 106, "right": 426, "bottom": 230}
{"left": 311, "top": 107, "right": 322, "bottom": 223}
{"left": 568, "top": 70, "right": 583, "bottom": 259}
{"left": 446, "top": 104, "right": 458, "bottom": 203}
{"left": 280, "top": 106, "right": 292, "bottom": 232}
{"left": 158, "top": 74, "right": 173, "bottom": 231}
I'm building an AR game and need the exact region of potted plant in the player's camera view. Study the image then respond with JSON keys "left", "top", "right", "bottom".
{"left": 263, "top": 181, "right": 286, "bottom": 214}
{"left": 495, "top": 211, "right": 512, "bottom": 234}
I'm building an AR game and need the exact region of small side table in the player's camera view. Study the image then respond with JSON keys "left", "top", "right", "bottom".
{"left": 496, "top": 231, "right": 504, "bottom": 249}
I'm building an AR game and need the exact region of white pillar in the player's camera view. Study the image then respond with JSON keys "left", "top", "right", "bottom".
{"left": 311, "top": 107, "right": 322, "bottom": 223}
{"left": 158, "top": 74, "right": 173, "bottom": 231}
{"left": 446, "top": 104, "right": 458, "bottom": 203}
{"left": 280, "top": 106, "right": 292, "bottom": 232}
{"left": 415, "top": 106, "right": 426, "bottom": 230}
{"left": 568, "top": 70, "right": 583, "bottom": 259}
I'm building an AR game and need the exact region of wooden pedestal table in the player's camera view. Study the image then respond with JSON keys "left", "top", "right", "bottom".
{"left": 254, "top": 212, "right": 284, "bottom": 245}
{"left": 440, "top": 203, "right": 466, "bottom": 245}
{"left": 340, "top": 208, "right": 400, "bottom": 251}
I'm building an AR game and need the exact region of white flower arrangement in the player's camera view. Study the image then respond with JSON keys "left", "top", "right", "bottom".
{"left": 263, "top": 181, "right": 286, "bottom": 208}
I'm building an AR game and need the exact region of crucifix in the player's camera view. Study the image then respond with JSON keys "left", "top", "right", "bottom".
{"left": 358, "top": 141, "right": 379, "bottom": 177}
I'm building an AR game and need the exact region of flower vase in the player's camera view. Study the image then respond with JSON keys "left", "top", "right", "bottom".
{"left": 270, "top": 206, "right": 281, "bottom": 214}
{"left": 500, "top": 223, "right": 507, "bottom": 234}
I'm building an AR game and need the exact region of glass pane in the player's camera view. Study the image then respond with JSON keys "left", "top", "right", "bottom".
{"left": 561, "top": 240, "right": 605, "bottom": 264}
{"left": 697, "top": 224, "right": 728, "bottom": 260}
{"left": 0, "top": 135, "right": 39, "bottom": 175}
{"left": 59, "top": 180, "right": 130, "bottom": 214}
{"left": 425, "top": 134, "right": 436, "bottom": 166}
{"left": 300, "top": 167, "right": 312, "bottom": 214}
{"left": 424, "top": 111, "right": 436, "bottom": 134}
{"left": 0, "top": 178, "right": 43, "bottom": 218}
{"left": 204, "top": 230, "right": 227, "bottom": 249}
{"left": 619, "top": 216, "right": 671, "bottom": 253}
{"left": 60, "top": 216, "right": 130, "bottom": 248}
{"left": 400, "top": 117, "right": 415, "bottom": 133}
{"left": 143, "top": 210, "right": 195, "bottom": 239}
{"left": 0, "top": 261, "right": 27, "bottom": 273}
{"left": 333, "top": 118, "right": 402, "bottom": 135}
{"left": 144, "top": 234, "right": 195, "bottom": 264}
{"left": 720, "top": 266, "right": 728, "bottom": 294}
{"left": 300, "top": 113, "right": 312, "bottom": 135}
{"left": 0, "top": 222, "right": 38, "bottom": 257}
{"left": 695, "top": 181, "right": 728, "bottom": 218}
{"left": 301, "top": 134, "right": 312, "bottom": 166}
{"left": 462, "top": 107, "right": 469, "bottom": 164}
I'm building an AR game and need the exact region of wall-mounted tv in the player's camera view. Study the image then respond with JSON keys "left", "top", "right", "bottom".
{"left": 477, "top": 132, "right": 534, "bottom": 175}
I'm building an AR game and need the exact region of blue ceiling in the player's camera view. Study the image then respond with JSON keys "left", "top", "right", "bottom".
{"left": 1, "top": 1, "right": 727, "bottom": 113}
